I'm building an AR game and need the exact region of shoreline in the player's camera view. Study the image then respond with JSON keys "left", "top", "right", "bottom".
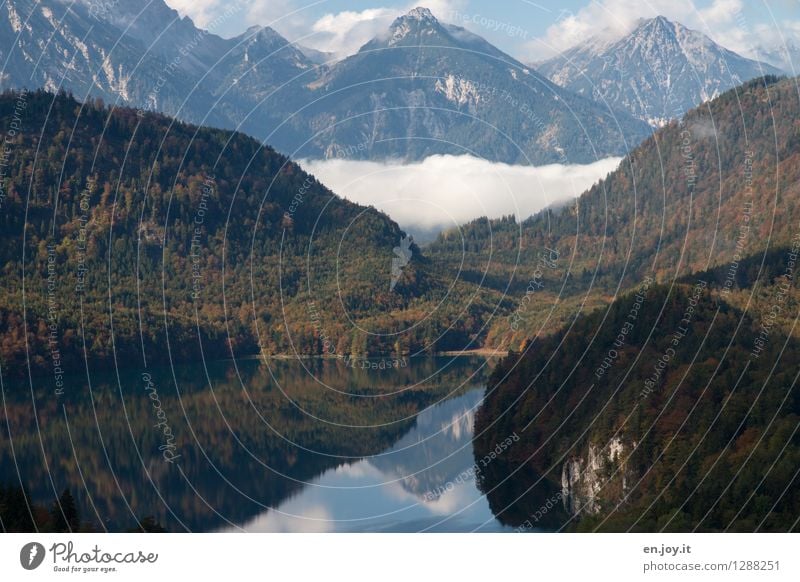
{"left": 436, "top": 348, "right": 508, "bottom": 357}
{"left": 242, "top": 349, "right": 508, "bottom": 361}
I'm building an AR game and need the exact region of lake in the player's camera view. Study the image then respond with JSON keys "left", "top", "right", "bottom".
{"left": 0, "top": 355, "right": 512, "bottom": 532}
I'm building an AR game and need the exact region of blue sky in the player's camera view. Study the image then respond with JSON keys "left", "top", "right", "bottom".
{"left": 166, "top": 0, "right": 800, "bottom": 65}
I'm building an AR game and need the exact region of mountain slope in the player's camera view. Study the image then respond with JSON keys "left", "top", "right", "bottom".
{"left": 0, "top": 0, "right": 172, "bottom": 103}
{"left": 462, "top": 75, "right": 800, "bottom": 532}
{"left": 0, "top": 0, "right": 315, "bottom": 147}
{"left": 537, "top": 16, "right": 784, "bottom": 126}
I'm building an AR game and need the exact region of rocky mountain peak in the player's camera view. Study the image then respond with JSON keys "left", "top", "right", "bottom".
{"left": 537, "top": 15, "right": 782, "bottom": 126}
{"left": 400, "top": 7, "right": 438, "bottom": 24}
{"left": 642, "top": 15, "right": 674, "bottom": 33}
{"left": 627, "top": 16, "right": 684, "bottom": 49}
{"left": 387, "top": 7, "right": 443, "bottom": 44}
{"left": 238, "top": 25, "right": 291, "bottom": 47}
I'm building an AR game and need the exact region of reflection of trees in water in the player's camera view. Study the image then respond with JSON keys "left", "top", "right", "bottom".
{"left": 1, "top": 357, "right": 490, "bottom": 531}
{"left": 475, "top": 460, "right": 567, "bottom": 531}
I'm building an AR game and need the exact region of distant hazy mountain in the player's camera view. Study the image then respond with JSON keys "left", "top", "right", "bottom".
{"left": 297, "top": 44, "right": 336, "bottom": 65}
{"left": 291, "top": 7, "right": 651, "bottom": 164}
{"left": 0, "top": 1, "right": 650, "bottom": 164}
{"left": 536, "top": 16, "right": 783, "bottom": 127}
{"left": 754, "top": 41, "right": 799, "bottom": 75}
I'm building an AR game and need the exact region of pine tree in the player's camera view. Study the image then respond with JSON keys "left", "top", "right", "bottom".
{"left": 50, "top": 489, "right": 80, "bottom": 532}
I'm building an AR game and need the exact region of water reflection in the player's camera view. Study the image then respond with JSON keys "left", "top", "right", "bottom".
{"left": 1, "top": 356, "right": 507, "bottom": 532}
{"left": 231, "top": 389, "right": 507, "bottom": 531}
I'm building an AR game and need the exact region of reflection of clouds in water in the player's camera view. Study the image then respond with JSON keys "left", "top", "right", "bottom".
{"left": 332, "top": 461, "right": 371, "bottom": 479}
{"left": 419, "top": 478, "right": 477, "bottom": 516}
{"left": 226, "top": 504, "right": 335, "bottom": 533}
{"left": 221, "top": 389, "right": 506, "bottom": 532}
{"left": 300, "top": 154, "right": 622, "bottom": 231}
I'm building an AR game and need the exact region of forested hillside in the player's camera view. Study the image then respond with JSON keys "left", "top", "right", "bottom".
{"left": 0, "top": 90, "right": 507, "bottom": 378}
{"left": 6, "top": 76, "right": 793, "bottom": 378}
{"left": 475, "top": 264, "right": 800, "bottom": 531}
{"left": 470, "top": 75, "right": 800, "bottom": 531}
{"left": 429, "top": 75, "right": 800, "bottom": 348}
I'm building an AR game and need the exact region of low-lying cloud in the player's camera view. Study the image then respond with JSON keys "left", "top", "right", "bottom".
{"left": 300, "top": 154, "right": 622, "bottom": 238}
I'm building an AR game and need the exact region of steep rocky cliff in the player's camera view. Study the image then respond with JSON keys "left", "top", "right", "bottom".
{"left": 561, "top": 437, "right": 632, "bottom": 516}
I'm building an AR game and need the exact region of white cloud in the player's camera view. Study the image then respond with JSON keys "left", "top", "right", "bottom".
{"left": 308, "top": 8, "right": 400, "bottom": 59}
{"left": 300, "top": 154, "right": 622, "bottom": 232}
{"left": 752, "top": 20, "right": 800, "bottom": 73}
{"left": 224, "top": 503, "right": 335, "bottom": 533}
{"left": 294, "top": 0, "right": 467, "bottom": 58}
{"left": 164, "top": 0, "right": 467, "bottom": 58}
{"left": 165, "top": 0, "right": 225, "bottom": 28}
{"left": 701, "top": 0, "right": 741, "bottom": 25}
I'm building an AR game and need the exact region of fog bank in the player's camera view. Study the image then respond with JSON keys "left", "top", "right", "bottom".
{"left": 300, "top": 154, "right": 622, "bottom": 238}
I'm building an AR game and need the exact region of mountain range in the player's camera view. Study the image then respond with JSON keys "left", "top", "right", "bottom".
{"left": 536, "top": 16, "right": 784, "bottom": 127}
{"left": 4, "top": 72, "right": 798, "bottom": 377}
{"left": 1, "top": 1, "right": 652, "bottom": 164}
{"left": 283, "top": 7, "right": 649, "bottom": 164}
{"left": 3, "top": 2, "right": 789, "bottom": 163}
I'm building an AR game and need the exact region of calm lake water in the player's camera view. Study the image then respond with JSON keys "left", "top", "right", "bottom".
{"left": 1, "top": 356, "right": 512, "bottom": 532}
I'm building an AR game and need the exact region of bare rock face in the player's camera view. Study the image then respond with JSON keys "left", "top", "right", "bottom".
{"left": 561, "top": 437, "right": 631, "bottom": 516}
